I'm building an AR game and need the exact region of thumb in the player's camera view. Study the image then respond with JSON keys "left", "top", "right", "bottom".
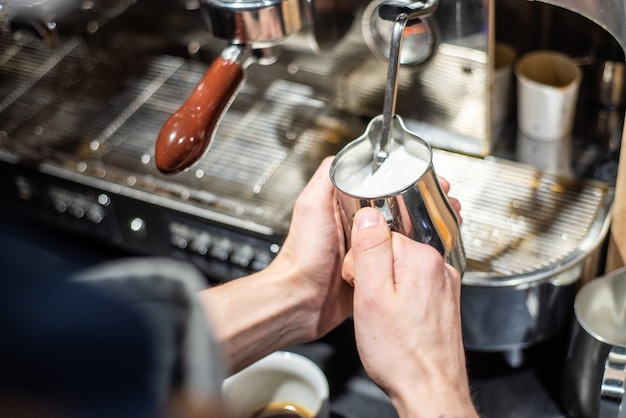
{"left": 351, "top": 208, "right": 394, "bottom": 293}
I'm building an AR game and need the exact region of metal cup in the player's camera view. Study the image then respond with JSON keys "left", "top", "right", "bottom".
{"left": 562, "top": 267, "right": 626, "bottom": 418}
{"left": 329, "top": 114, "right": 466, "bottom": 275}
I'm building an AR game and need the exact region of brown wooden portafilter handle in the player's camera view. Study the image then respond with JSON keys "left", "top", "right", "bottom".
{"left": 155, "top": 56, "right": 244, "bottom": 175}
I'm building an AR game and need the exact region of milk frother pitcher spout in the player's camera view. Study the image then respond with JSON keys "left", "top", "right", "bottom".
{"left": 329, "top": 114, "right": 466, "bottom": 276}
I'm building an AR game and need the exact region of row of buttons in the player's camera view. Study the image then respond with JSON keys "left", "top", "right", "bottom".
{"left": 168, "top": 221, "right": 277, "bottom": 271}
{"left": 14, "top": 176, "right": 106, "bottom": 224}
{"left": 47, "top": 187, "right": 106, "bottom": 224}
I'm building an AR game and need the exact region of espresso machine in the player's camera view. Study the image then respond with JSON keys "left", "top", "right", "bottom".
{"left": 0, "top": 0, "right": 622, "bottom": 359}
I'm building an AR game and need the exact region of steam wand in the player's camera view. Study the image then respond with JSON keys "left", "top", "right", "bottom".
{"left": 372, "top": 0, "right": 438, "bottom": 173}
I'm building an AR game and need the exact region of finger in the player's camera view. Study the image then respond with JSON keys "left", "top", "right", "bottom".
{"left": 290, "top": 156, "right": 345, "bottom": 255}
{"left": 444, "top": 263, "right": 462, "bottom": 300}
{"left": 342, "top": 249, "right": 355, "bottom": 287}
{"left": 351, "top": 208, "right": 394, "bottom": 294}
{"left": 439, "top": 176, "right": 450, "bottom": 194}
{"left": 297, "top": 156, "right": 335, "bottom": 204}
{"left": 448, "top": 196, "right": 461, "bottom": 213}
{"left": 393, "top": 239, "right": 440, "bottom": 291}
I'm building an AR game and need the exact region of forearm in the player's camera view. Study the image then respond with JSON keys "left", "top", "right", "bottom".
{"left": 198, "top": 263, "right": 316, "bottom": 375}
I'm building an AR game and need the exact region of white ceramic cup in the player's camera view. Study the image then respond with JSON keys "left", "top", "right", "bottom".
{"left": 222, "top": 351, "right": 330, "bottom": 418}
{"left": 515, "top": 50, "right": 582, "bottom": 141}
{"left": 492, "top": 43, "right": 517, "bottom": 128}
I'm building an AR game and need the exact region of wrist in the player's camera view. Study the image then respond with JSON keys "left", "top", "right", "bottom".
{"left": 260, "top": 254, "right": 321, "bottom": 343}
{"left": 199, "top": 259, "right": 315, "bottom": 373}
{"left": 391, "top": 389, "right": 478, "bottom": 418}
{"left": 392, "top": 394, "right": 478, "bottom": 418}
{"left": 387, "top": 370, "right": 478, "bottom": 418}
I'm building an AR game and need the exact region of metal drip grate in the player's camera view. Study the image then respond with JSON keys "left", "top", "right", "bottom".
{"left": 432, "top": 151, "right": 612, "bottom": 283}
{"left": 0, "top": 34, "right": 613, "bottom": 281}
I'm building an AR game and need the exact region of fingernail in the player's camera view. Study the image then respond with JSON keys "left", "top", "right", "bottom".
{"left": 355, "top": 209, "right": 381, "bottom": 230}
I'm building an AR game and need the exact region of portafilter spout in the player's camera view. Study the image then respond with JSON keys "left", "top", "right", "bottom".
{"left": 372, "top": 0, "right": 438, "bottom": 173}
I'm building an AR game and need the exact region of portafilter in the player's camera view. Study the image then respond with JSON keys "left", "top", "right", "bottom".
{"left": 154, "top": 0, "right": 365, "bottom": 175}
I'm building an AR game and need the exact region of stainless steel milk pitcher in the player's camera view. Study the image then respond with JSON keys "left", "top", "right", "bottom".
{"left": 563, "top": 266, "right": 626, "bottom": 418}
{"left": 329, "top": 114, "right": 466, "bottom": 276}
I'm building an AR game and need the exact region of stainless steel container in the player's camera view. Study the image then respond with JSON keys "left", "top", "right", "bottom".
{"left": 329, "top": 114, "right": 466, "bottom": 276}
{"left": 445, "top": 156, "right": 615, "bottom": 357}
{"left": 462, "top": 261, "right": 586, "bottom": 355}
{"left": 351, "top": 137, "right": 612, "bottom": 357}
{"left": 562, "top": 267, "right": 626, "bottom": 418}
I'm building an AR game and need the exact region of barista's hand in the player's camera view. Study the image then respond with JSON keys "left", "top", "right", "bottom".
{"left": 199, "top": 157, "right": 352, "bottom": 373}
{"left": 342, "top": 176, "right": 461, "bottom": 287}
{"left": 269, "top": 156, "right": 353, "bottom": 338}
{"left": 345, "top": 208, "right": 478, "bottom": 418}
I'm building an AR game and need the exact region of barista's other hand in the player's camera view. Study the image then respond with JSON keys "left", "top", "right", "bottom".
{"left": 346, "top": 208, "right": 478, "bottom": 418}
{"left": 200, "top": 157, "right": 352, "bottom": 373}
{"left": 270, "top": 156, "right": 353, "bottom": 339}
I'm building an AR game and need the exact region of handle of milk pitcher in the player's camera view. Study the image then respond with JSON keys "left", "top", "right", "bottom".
{"left": 599, "top": 346, "right": 626, "bottom": 418}
{"left": 155, "top": 45, "right": 248, "bottom": 175}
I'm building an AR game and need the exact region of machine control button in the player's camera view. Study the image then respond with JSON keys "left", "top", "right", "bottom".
{"left": 169, "top": 222, "right": 192, "bottom": 249}
{"left": 230, "top": 244, "right": 255, "bottom": 268}
{"left": 49, "top": 189, "right": 71, "bottom": 213}
{"left": 128, "top": 217, "right": 148, "bottom": 239}
{"left": 251, "top": 250, "right": 274, "bottom": 271}
{"left": 173, "top": 237, "right": 189, "bottom": 249}
{"left": 15, "top": 176, "right": 35, "bottom": 201}
{"left": 70, "top": 199, "right": 89, "bottom": 218}
{"left": 129, "top": 217, "right": 145, "bottom": 233}
{"left": 86, "top": 206, "right": 104, "bottom": 223}
{"left": 97, "top": 194, "right": 111, "bottom": 206}
{"left": 190, "top": 232, "right": 212, "bottom": 255}
{"left": 54, "top": 199, "right": 70, "bottom": 213}
{"left": 210, "top": 238, "right": 233, "bottom": 261}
